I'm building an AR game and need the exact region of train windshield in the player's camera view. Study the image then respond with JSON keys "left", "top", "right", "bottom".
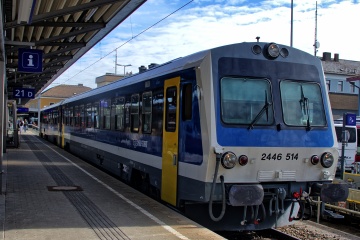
{"left": 280, "top": 80, "right": 326, "bottom": 127}
{"left": 220, "top": 77, "right": 274, "bottom": 125}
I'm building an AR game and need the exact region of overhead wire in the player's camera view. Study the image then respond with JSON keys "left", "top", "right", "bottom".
{"left": 58, "top": 0, "right": 194, "bottom": 86}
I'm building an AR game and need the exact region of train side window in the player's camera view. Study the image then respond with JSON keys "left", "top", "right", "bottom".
{"left": 131, "top": 94, "right": 140, "bottom": 132}
{"left": 113, "top": 97, "right": 125, "bottom": 131}
{"left": 182, "top": 83, "right": 192, "bottom": 121}
{"left": 62, "top": 108, "right": 66, "bottom": 125}
{"left": 93, "top": 102, "right": 99, "bottom": 128}
{"left": 142, "top": 92, "right": 152, "bottom": 133}
{"left": 65, "top": 108, "right": 69, "bottom": 125}
{"left": 152, "top": 90, "right": 164, "bottom": 134}
{"left": 69, "top": 107, "right": 73, "bottom": 126}
{"left": 86, "top": 103, "right": 92, "bottom": 127}
{"left": 80, "top": 105, "right": 85, "bottom": 128}
{"left": 165, "top": 87, "right": 177, "bottom": 132}
{"left": 74, "top": 106, "right": 79, "bottom": 127}
{"left": 101, "top": 99, "right": 111, "bottom": 129}
{"left": 54, "top": 109, "right": 59, "bottom": 125}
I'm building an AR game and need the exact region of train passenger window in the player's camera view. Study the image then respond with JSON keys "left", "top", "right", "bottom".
{"left": 53, "top": 109, "right": 58, "bottom": 125}
{"left": 220, "top": 77, "right": 274, "bottom": 125}
{"left": 93, "top": 102, "right": 99, "bottom": 128}
{"left": 131, "top": 94, "right": 140, "bottom": 132}
{"left": 280, "top": 81, "right": 326, "bottom": 126}
{"left": 152, "top": 90, "right": 164, "bottom": 134}
{"left": 86, "top": 103, "right": 92, "bottom": 127}
{"left": 74, "top": 106, "right": 79, "bottom": 127}
{"left": 113, "top": 97, "right": 125, "bottom": 131}
{"left": 69, "top": 107, "right": 73, "bottom": 126}
{"left": 165, "top": 87, "right": 177, "bottom": 132}
{"left": 142, "top": 92, "right": 152, "bottom": 133}
{"left": 80, "top": 105, "right": 85, "bottom": 128}
{"left": 182, "top": 84, "right": 192, "bottom": 121}
{"left": 62, "top": 108, "right": 66, "bottom": 125}
{"left": 101, "top": 99, "right": 111, "bottom": 129}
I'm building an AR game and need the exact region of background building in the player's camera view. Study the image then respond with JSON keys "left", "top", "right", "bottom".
{"left": 23, "top": 84, "right": 91, "bottom": 124}
{"left": 321, "top": 52, "right": 360, "bottom": 120}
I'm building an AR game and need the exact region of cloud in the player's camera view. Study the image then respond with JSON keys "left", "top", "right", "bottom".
{"left": 51, "top": 0, "right": 360, "bottom": 89}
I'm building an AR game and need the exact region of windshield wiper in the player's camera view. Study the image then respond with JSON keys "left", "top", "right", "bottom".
{"left": 299, "top": 85, "right": 311, "bottom": 131}
{"left": 248, "top": 90, "right": 272, "bottom": 130}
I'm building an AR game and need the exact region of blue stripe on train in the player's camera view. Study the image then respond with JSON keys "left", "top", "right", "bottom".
{"left": 216, "top": 127, "right": 334, "bottom": 147}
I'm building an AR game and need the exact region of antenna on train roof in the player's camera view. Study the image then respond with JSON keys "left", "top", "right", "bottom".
{"left": 256, "top": 36, "right": 260, "bottom": 42}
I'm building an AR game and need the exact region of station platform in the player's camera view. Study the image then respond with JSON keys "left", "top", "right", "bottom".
{"left": 0, "top": 130, "right": 224, "bottom": 240}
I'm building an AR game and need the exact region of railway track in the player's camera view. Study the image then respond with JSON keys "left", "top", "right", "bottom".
{"left": 217, "top": 228, "right": 300, "bottom": 240}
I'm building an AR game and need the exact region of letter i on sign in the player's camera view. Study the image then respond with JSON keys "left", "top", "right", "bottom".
{"left": 27, "top": 55, "right": 34, "bottom": 67}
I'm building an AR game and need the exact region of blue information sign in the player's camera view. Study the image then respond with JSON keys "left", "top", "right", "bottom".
{"left": 346, "top": 113, "right": 356, "bottom": 126}
{"left": 17, "top": 107, "right": 29, "bottom": 113}
{"left": 18, "top": 48, "right": 43, "bottom": 73}
{"left": 13, "top": 87, "right": 35, "bottom": 99}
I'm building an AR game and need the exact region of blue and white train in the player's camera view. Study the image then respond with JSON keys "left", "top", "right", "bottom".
{"left": 40, "top": 42, "right": 348, "bottom": 231}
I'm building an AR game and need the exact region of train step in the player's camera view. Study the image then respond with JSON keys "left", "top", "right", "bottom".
{"left": 322, "top": 209, "right": 345, "bottom": 220}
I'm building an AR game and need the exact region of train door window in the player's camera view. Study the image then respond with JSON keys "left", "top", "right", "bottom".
{"left": 165, "top": 87, "right": 177, "bottom": 132}
{"left": 113, "top": 97, "right": 125, "bottom": 131}
{"left": 131, "top": 94, "right": 139, "bottom": 132}
{"left": 93, "top": 102, "right": 99, "bottom": 128}
{"left": 142, "top": 92, "right": 152, "bottom": 133}
{"left": 101, "top": 99, "right": 111, "bottom": 129}
{"left": 280, "top": 81, "right": 326, "bottom": 126}
{"left": 80, "top": 105, "right": 85, "bottom": 127}
{"left": 182, "top": 83, "right": 192, "bottom": 121}
{"left": 74, "top": 106, "right": 79, "bottom": 127}
{"left": 220, "top": 77, "right": 273, "bottom": 125}
{"left": 86, "top": 103, "right": 92, "bottom": 127}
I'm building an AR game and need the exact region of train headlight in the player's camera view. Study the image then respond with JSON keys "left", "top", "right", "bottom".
{"left": 310, "top": 155, "right": 320, "bottom": 165}
{"left": 320, "top": 152, "right": 334, "bottom": 168}
{"left": 221, "top": 152, "right": 237, "bottom": 169}
{"left": 266, "top": 43, "right": 280, "bottom": 59}
{"left": 238, "top": 155, "right": 248, "bottom": 166}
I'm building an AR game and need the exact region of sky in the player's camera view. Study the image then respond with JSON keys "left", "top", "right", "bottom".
{"left": 47, "top": 0, "right": 360, "bottom": 90}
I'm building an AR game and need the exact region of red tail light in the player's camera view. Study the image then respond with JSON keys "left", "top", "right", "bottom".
{"left": 238, "top": 155, "right": 248, "bottom": 166}
{"left": 310, "top": 155, "right": 320, "bottom": 165}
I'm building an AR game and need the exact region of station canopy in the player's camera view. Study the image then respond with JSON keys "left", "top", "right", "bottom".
{"left": 0, "top": 0, "right": 145, "bottom": 104}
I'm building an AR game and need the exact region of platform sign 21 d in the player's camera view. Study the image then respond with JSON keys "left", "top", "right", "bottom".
{"left": 13, "top": 88, "right": 35, "bottom": 99}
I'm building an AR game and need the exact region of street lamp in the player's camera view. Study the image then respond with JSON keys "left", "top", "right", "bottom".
{"left": 116, "top": 64, "right": 131, "bottom": 76}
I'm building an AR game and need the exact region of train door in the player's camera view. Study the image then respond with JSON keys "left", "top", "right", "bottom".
{"left": 161, "top": 76, "right": 180, "bottom": 206}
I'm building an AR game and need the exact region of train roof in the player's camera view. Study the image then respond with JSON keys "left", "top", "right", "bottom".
{"left": 41, "top": 100, "right": 64, "bottom": 112}
{"left": 44, "top": 41, "right": 319, "bottom": 109}
{"left": 60, "top": 48, "right": 210, "bottom": 105}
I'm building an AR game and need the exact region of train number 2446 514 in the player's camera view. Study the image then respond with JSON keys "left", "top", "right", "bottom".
{"left": 261, "top": 153, "right": 299, "bottom": 160}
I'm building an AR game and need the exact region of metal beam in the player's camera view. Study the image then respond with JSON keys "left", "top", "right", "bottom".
{"left": 35, "top": 24, "right": 105, "bottom": 45}
{"left": 4, "top": 0, "right": 126, "bottom": 29}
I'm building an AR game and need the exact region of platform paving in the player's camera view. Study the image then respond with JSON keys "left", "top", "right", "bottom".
{"left": 0, "top": 130, "right": 224, "bottom": 240}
